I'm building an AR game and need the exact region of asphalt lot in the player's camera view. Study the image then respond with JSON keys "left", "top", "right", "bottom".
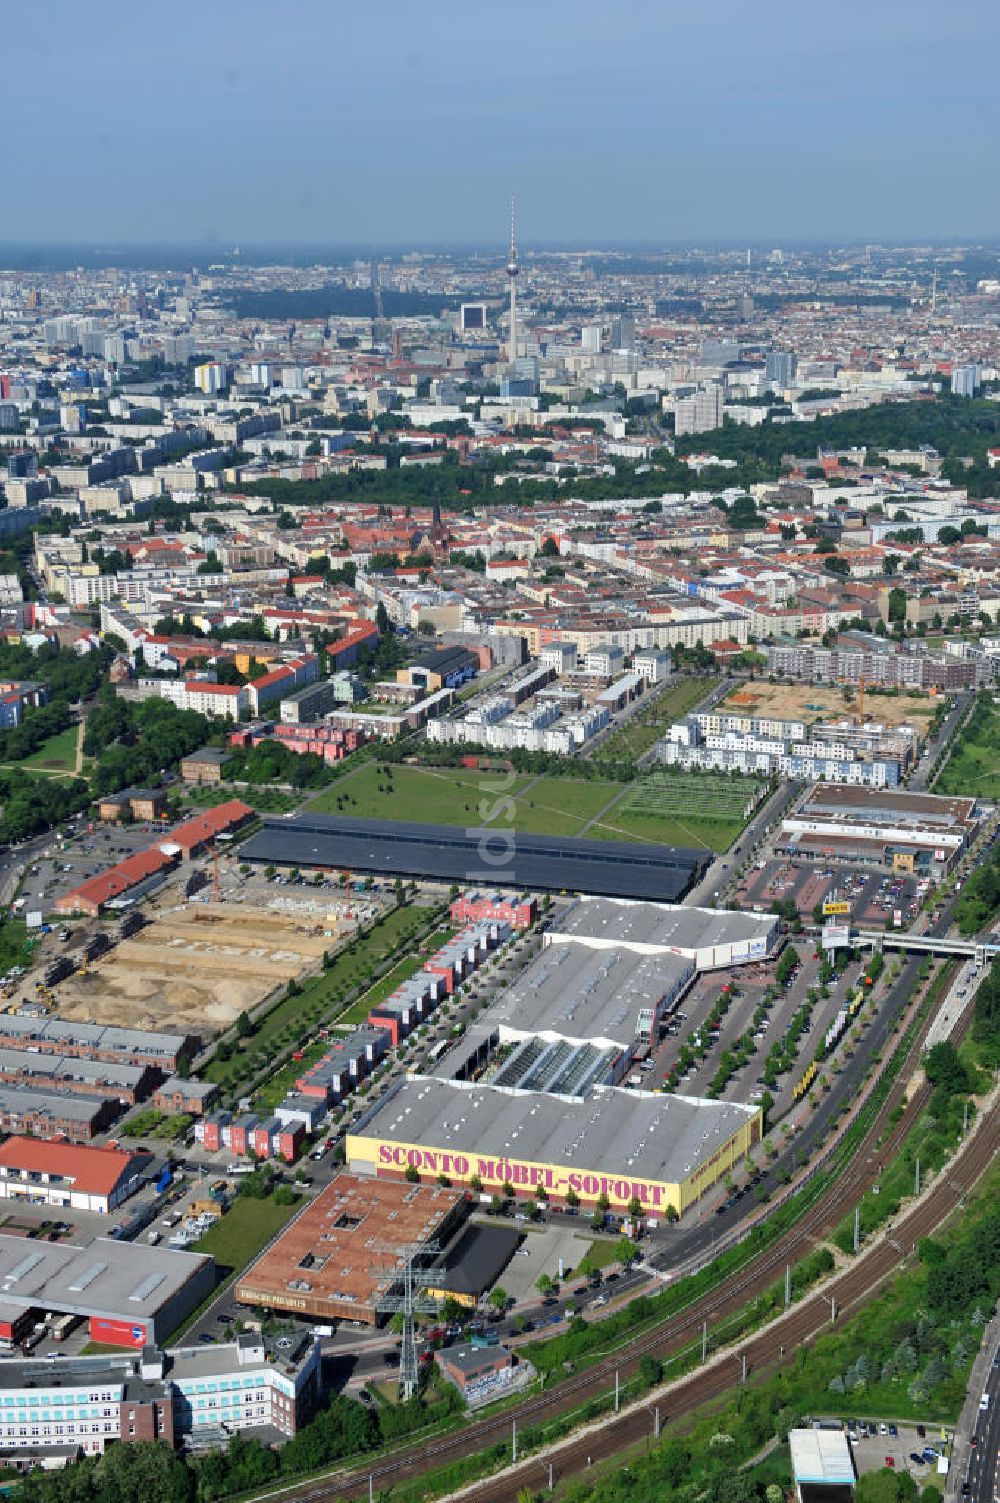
{"left": 849, "top": 1422, "right": 951, "bottom": 1484}
{"left": 648, "top": 946, "right": 859, "bottom": 1118}
{"left": 735, "top": 858, "right": 919, "bottom": 928}
{"left": 14, "top": 818, "right": 161, "bottom": 913}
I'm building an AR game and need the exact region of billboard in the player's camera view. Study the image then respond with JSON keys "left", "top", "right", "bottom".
{"left": 89, "top": 1315, "right": 147, "bottom": 1349}
{"left": 822, "top": 900, "right": 850, "bottom": 917}
{"left": 822, "top": 921, "right": 851, "bottom": 951}
{"left": 748, "top": 937, "right": 768, "bottom": 957}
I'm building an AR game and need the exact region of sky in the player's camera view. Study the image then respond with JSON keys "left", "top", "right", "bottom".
{"left": 5, "top": 0, "right": 999, "bottom": 248}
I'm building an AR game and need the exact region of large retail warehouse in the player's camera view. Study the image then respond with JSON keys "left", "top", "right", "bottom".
{"left": 347, "top": 1078, "right": 762, "bottom": 1218}
{"left": 239, "top": 813, "right": 707, "bottom": 902}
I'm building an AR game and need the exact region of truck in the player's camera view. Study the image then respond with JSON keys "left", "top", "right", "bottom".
{"left": 50, "top": 1313, "right": 82, "bottom": 1343}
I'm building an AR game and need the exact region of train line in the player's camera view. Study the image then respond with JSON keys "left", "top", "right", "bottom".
{"left": 257, "top": 979, "right": 981, "bottom": 1503}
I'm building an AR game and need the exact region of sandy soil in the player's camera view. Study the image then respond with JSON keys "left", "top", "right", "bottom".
{"left": 53, "top": 902, "right": 331, "bottom": 1034}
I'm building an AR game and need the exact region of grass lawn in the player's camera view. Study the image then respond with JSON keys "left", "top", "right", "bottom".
{"left": 506, "top": 775, "right": 624, "bottom": 836}
{"left": 578, "top": 1237, "right": 620, "bottom": 1271}
{"left": 8, "top": 723, "right": 80, "bottom": 775}
{"left": 193, "top": 1194, "right": 300, "bottom": 1275}
{"left": 203, "top": 902, "right": 442, "bottom": 1093}
{"left": 589, "top": 805, "right": 745, "bottom": 851}
{"left": 307, "top": 763, "right": 626, "bottom": 837}
{"left": 595, "top": 676, "right": 718, "bottom": 763}
{"left": 936, "top": 698, "right": 1000, "bottom": 798}
{"left": 0, "top": 917, "right": 30, "bottom": 977}
{"left": 587, "top": 769, "right": 766, "bottom": 851}
{"left": 308, "top": 763, "right": 536, "bottom": 825}
{"left": 187, "top": 784, "right": 303, "bottom": 814}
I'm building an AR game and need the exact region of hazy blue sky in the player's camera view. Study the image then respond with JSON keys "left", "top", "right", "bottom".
{"left": 6, "top": 0, "right": 998, "bottom": 246}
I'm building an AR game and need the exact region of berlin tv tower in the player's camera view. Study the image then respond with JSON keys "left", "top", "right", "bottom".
{"left": 506, "top": 195, "right": 520, "bottom": 370}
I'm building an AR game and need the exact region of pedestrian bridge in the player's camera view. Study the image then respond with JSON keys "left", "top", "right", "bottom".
{"left": 852, "top": 929, "right": 996, "bottom": 966}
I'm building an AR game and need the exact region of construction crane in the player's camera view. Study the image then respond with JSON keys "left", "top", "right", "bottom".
{"left": 372, "top": 1238, "right": 442, "bottom": 1400}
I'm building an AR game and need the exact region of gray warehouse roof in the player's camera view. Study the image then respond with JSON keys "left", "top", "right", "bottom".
{"left": 484, "top": 943, "right": 693, "bottom": 1049}
{"left": 0, "top": 1234, "right": 213, "bottom": 1323}
{"left": 551, "top": 897, "right": 778, "bottom": 959}
{"left": 351, "top": 1077, "right": 757, "bottom": 1188}
{"left": 0, "top": 1048, "right": 148, "bottom": 1092}
{"left": 0, "top": 1085, "right": 111, "bottom": 1125}
{"left": 239, "top": 815, "right": 706, "bottom": 903}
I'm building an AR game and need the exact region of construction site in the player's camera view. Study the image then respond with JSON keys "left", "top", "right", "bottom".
{"left": 719, "top": 681, "right": 938, "bottom": 736}
{"left": 51, "top": 900, "right": 334, "bottom": 1034}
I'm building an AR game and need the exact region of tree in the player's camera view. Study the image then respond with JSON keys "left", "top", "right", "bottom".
{"left": 615, "top": 1235, "right": 639, "bottom": 1266}
{"left": 924, "top": 1040, "right": 971, "bottom": 1096}
{"left": 887, "top": 586, "right": 907, "bottom": 624}
{"left": 855, "top": 1468, "right": 918, "bottom": 1503}
{"left": 488, "top": 1286, "right": 508, "bottom": 1312}
{"left": 535, "top": 1272, "right": 554, "bottom": 1295}
{"left": 404, "top": 1164, "right": 420, "bottom": 1183}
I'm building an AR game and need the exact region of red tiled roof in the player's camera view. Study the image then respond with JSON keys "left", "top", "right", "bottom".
{"left": 183, "top": 680, "right": 243, "bottom": 697}
{"left": 58, "top": 845, "right": 176, "bottom": 911}
{"left": 169, "top": 800, "right": 254, "bottom": 852}
{"left": 0, "top": 1137, "right": 144, "bottom": 1197}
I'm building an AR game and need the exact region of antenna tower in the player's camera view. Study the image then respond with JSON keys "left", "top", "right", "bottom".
{"left": 373, "top": 1238, "right": 442, "bottom": 1400}
{"left": 506, "top": 195, "right": 520, "bottom": 370}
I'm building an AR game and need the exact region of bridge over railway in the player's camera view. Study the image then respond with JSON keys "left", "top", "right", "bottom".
{"left": 852, "top": 928, "right": 998, "bottom": 966}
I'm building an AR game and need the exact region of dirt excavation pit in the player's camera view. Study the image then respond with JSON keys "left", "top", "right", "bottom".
{"left": 53, "top": 902, "right": 331, "bottom": 1034}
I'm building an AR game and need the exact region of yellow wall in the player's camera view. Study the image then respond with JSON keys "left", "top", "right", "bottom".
{"left": 347, "top": 1108, "right": 760, "bottom": 1218}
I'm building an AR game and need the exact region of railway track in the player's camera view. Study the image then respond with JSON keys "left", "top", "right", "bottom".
{"left": 258, "top": 979, "right": 980, "bottom": 1503}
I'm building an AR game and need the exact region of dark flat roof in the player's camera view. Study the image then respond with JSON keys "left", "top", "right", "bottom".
{"left": 239, "top": 814, "right": 706, "bottom": 902}
{"left": 432, "top": 1224, "right": 519, "bottom": 1298}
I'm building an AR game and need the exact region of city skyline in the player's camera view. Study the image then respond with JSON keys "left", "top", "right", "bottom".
{"left": 5, "top": 0, "right": 998, "bottom": 246}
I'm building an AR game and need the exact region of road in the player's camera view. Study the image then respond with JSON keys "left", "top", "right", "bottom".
{"left": 956, "top": 1309, "right": 1000, "bottom": 1503}
{"left": 910, "top": 690, "right": 973, "bottom": 792}
{"left": 682, "top": 777, "right": 801, "bottom": 908}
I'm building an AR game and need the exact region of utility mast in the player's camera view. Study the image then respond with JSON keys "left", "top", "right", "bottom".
{"left": 373, "top": 1238, "right": 442, "bottom": 1400}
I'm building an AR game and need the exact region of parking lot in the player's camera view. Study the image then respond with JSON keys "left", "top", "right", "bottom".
{"left": 647, "top": 946, "right": 863, "bottom": 1119}
{"left": 735, "top": 859, "right": 919, "bottom": 929}
{"left": 848, "top": 1420, "right": 951, "bottom": 1484}
{"left": 488, "top": 1221, "right": 596, "bottom": 1308}
{"left": 15, "top": 818, "right": 165, "bottom": 912}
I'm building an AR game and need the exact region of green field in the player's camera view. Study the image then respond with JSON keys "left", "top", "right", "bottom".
{"left": 505, "top": 775, "right": 623, "bottom": 835}
{"left": 308, "top": 763, "right": 535, "bottom": 825}
{"left": 303, "top": 753, "right": 759, "bottom": 849}
{"left": 588, "top": 770, "right": 766, "bottom": 851}
{"left": 15, "top": 724, "right": 79, "bottom": 774}
{"left": 935, "top": 697, "right": 1000, "bottom": 797}
{"left": 186, "top": 783, "right": 302, "bottom": 814}
{"left": 307, "top": 763, "right": 622, "bottom": 837}
{"left": 594, "top": 676, "right": 718, "bottom": 763}
{"left": 193, "top": 1195, "right": 300, "bottom": 1275}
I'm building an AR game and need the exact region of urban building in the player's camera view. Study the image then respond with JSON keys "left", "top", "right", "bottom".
{"left": 235, "top": 1175, "right": 464, "bottom": 1327}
